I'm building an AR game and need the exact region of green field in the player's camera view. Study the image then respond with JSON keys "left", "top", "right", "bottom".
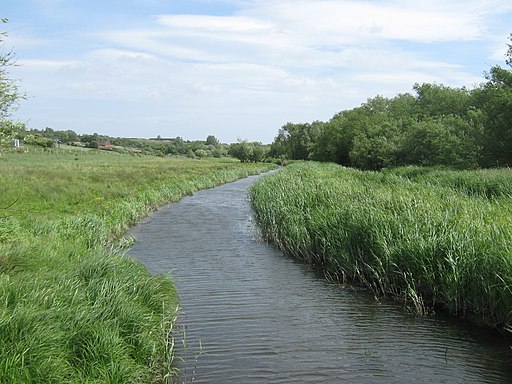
{"left": 0, "top": 151, "right": 275, "bottom": 383}
{"left": 250, "top": 162, "right": 512, "bottom": 329}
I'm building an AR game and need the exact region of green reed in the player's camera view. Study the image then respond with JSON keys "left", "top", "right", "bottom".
{"left": 0, "top": 151, "right": 275, "bottom": 383}
{"left": 250, "top": 162, "right": 512, "bottom": 329}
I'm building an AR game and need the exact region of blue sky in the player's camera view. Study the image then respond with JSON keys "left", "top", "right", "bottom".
{"left": 3, "top": 0, "right": 512, "bottom": 143}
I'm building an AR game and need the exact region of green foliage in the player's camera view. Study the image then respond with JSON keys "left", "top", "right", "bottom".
{"left": 229, "top": 140, "right": 268, "bottom": 162}
{"left": 194, "top": 148, "right": 208, "bottom": 158}
{"left": 400, "top": 116, "right": 481, "bottom": 168}
{"left": 269, "top": 35, "right": 512, "bottom": 170}
{"left": 272, "top": 88, "right": 484, "bottom": 170}
{"left": 472, "top": 56, "right": 512, "bottom": 166}
{"left": 270, "top": 121, "right": 323, "bottom": 160}
{"left": 0, "top": 120, "right": 25, "bottom": 149}
{"left": 413, "top": 82, "right": 471, "bottom": 118}
{"left": 0, "top": 20, "right": 25, "bottom": 151}
{"left": 0, "top": 20, "right": 23, "bottom": 120}
{"left": 19, "top": 129, "right": 232, "bottom": 158}
{"left": 0, "top": 152, "right": 275, "bottom": 382}
{"left": 205, "top": 134, "right": 220, "bottom": 147}
{"left": 23, "top": 133, "right": 55, "bottom": 148}
{"left": 251, "top": 162, "right": 512, "bottom": 328}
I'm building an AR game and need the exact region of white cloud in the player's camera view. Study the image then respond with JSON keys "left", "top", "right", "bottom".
{"left": 239, "top": 0, "right": 488, "bottom": 43}
{"left": 6, "top": 33, "right": 54, "bottom": 50}
{"left": 156, "top": 14, "right": 273, "bottom": 33}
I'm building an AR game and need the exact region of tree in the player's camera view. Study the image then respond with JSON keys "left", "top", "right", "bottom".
{"left": 0, "top": 19, "right": 24, "bottom": 150}
{"left": 24, "top": 133, "right": 54, "bottom": 148}
{"left": 349, "top": 121, "right": 400, "bottom": 170}
{"left": 229, "top": 140, "right": 267, "bottom": 162}
{"left": 399, "top": 116, "right": 480, "bottom": 168}
{"left": 413, "top": 83, "right": 471, "bottom": 118}
{"left": 249, "top": 141, "right": 266, "bottom": 162}
{"left": 270, "top": 121, "right": 323, "bottom": 160}
{"left": 471, "top": 34, "right": 512, "bottom": 166}
{"left": 80, "top": 133, "right": 100, "bottom": 149}
{"left": 229, "top": 140, "right": 252, "bottom": 162}
{"left": 0, "top": 19, "right": 23, "bottom": 119}
{"left": 194, "top": 149, "right": 208, "bottom": 158}
{"left": 205, "top": 135, "right": 220, "bottom": 147}
{"left": 0, "top": 120, "right": 24, "bottom": 148}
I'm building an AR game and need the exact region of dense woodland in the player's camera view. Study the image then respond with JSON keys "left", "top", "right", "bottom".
{"left": 269, "top": 35, "right": 512, "bottom": 170}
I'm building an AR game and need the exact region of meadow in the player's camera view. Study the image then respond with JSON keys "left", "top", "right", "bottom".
{"left": 250, "top": 162, "right": 512, "bottom": 330}
{"left": 0, "top": 149, "right": 275, "bottom": 383}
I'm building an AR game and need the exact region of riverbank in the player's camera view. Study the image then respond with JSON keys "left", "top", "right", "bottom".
{"left": 250, "top": 162, "right": 512, "bottom": 330}
{"left": 0, "top": 151, "right": 275, "bottom": 383}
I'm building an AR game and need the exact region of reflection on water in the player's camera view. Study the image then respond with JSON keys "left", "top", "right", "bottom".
{"left": 129, "top": 174, "right": 512, "bottom": 384}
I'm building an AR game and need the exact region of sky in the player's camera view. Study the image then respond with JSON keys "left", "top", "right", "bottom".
{"left": 2, "top": 0, "right": 512, "bottom": 143}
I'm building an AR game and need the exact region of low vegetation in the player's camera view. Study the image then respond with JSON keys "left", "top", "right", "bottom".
{"left": 250, "top": 162, "right": 512, "bottom": 329}
{"left": 0, "top": 151, "right": 275, "bottom": 383}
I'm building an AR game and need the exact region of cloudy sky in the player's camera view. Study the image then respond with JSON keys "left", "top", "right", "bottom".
{"left": 3, "top": 0, "right": 512, "bottom": 143}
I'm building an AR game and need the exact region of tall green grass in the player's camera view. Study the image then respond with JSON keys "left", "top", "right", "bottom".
{"left": 385, "top": 166, "right": 512, "bottom": 198}
{"left": 250, "top": 162, "right": 512, "bottom": 329}
{"left": 0, "top": 152, "right": 275, "bottom": 383}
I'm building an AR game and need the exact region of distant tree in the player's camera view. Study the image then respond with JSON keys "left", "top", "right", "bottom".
{"left": 312, "top": 105, "right": 376, "bottom": 165}
{"left": 399, "top": 116, "right": 480, "bottom": 168}
{"left": 413, "top": 83, "right": 471, "bottom": 118}
{"left": 0, "top": 18, "right": 25, "bottom": 150}
{"left": 173, "top": 137, "right": 187, "bottom": 155}
{"left": 205, "top": 135, "right": 220, "bottom": 147}
{"left": 24, "top": 133, "right": 54, "bottom": 148}
{"left": 212, "top": 146, "right": 226, "bottom": 158}
{"left": 249, "top": 141, "right": 266, "bottom": 162}
{"left": 194, "top": 149, "right": 208, "bottom": 158}
{"left": 270, "top": 121, "right": 323, "bottom": 160}
{"left": 80, "top": 133, "right": 100, "bottom": 149}
{"left": 186, "top": 149, "right": 195, "bottom": 158}
{"left": 0, "top": 19, "right": 23, "bottom": 120}
{"left": 0, "top": 120, "right": 24, "bottom": 148}
{"left": 349, "top": 120, "right": 400, "bottom": 170}
{"left": 229, "top": 140, "right": 267, "bottom": 162}
{"left": 229, "top": 140, "right": 252, "bottom": 162}
{"left": 471, "top": 34, "right": 512, "bottom": 166}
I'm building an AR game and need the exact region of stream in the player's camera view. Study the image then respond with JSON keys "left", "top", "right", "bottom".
{"left": 128, "top": 173, "right": 512, "bottom": 383}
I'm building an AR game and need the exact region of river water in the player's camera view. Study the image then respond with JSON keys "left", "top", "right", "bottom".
{"left": 128, "top": 173, "right": 512, "bottom": 383}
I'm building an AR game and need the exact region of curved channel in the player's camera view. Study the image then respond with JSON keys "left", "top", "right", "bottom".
{"left": 128, "top": 173, "right": 512, "bottom": 384}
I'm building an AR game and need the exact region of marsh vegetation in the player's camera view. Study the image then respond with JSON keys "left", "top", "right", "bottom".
{"left": 250, "top": 162, "right": 512, "bottom": 329}
{"left": 0, "top": 151, "right": 274, "bottom": 383}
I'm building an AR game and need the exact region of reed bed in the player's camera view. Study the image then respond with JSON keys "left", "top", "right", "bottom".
{"left": 385, "top": 166, "right": 512, "bottom": 199}
{"left": 250, "top": 162, "right": 512, "bottom": 329}
{"left": 0, "top": 152, "right": 275, "bottom": 383}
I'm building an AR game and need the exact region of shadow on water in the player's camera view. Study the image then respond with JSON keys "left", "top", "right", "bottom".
{"left": 128, "top": 173, "right": 512, "bottom": 384}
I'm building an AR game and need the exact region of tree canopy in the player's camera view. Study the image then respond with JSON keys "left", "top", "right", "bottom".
{"left": 269, "top": 34, "right": 512, "bottom": 170}
{"left": 0, "top": 19, "right": 22, "bottom": 120}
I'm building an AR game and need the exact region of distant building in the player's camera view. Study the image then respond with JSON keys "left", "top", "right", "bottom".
{"left": 99, "top": 141, "right": 113, "bottom": 150}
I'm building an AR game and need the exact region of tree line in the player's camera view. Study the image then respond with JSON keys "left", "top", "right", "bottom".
{"left": 2, "top": 123, "right": 232, "bottom": 158}
{"left": 269, "top": 35, "right": 512, "bottom": 170}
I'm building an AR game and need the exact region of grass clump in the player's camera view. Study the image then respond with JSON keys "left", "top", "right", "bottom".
{"left": 250, "top": 162, "right": 512, "bottom": 329}
{"left": 0, "top": 151, "right": 275, "bottom": 383}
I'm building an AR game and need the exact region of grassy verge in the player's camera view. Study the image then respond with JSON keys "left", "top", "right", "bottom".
{"left": 250, "top": 162, "right": 512, "bottom": 329}
{"left": 0, "top": 151, "right": 275, "bottom": 383}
